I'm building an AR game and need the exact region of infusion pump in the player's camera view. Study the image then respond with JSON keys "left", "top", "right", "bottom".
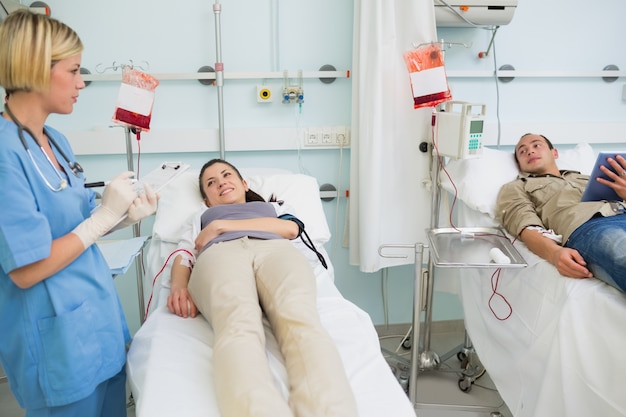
{"left": 433, "top": 101, "right": 486, "bottom": 159}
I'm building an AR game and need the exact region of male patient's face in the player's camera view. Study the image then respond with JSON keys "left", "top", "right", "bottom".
{"left": 514, "top": 134, "right": 558, "bottom": 174}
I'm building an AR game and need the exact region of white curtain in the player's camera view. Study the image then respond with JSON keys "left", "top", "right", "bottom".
{"left": 349, "top": 0, "right": 438, "bottom": 272}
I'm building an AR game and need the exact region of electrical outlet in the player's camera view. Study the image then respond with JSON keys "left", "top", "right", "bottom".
{"left": 257, "top": 85, "right": 272, "bottom": 102}
{"left": 334, "top": 127, "right": 350, "bottom": 146}
{"left": 302, "top": 127, "right": 350, "bottom": 147}
{"left": 321, "top": 128, "right": 333, "bottom": 145}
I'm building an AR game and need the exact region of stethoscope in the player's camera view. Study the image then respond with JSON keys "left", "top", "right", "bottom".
{"left": 4, "top": 104, "right": 84, "bottom": 192}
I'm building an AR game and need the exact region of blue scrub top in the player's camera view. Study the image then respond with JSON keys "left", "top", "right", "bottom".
{"left": 0, "top": 117, "right": 130, "bottom": 409}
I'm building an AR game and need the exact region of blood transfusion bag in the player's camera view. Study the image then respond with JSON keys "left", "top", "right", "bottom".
{"left": 402, "top": 43, "right": 452, "bottom": 109}
{"left": 112, "top": 67, "right": 160, "bottom": 131}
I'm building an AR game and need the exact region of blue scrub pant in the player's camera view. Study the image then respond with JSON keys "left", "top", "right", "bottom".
{"left": 565, "top": 214, "right": 626, "bottom": 292}
{"left": 26, "top": 366, "right": 127, "bottom": 417}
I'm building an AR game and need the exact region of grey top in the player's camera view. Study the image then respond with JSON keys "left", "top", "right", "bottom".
{"left": 199, "top": 201, "right": 283, "bottom": 252}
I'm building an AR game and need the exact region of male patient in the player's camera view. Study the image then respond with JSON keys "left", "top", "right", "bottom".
{"left": 496, "top": 133, "right": 626, "bottom": 292}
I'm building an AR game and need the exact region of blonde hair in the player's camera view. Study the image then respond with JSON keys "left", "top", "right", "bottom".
{"left": 0, "top": 9, "right": 83, "bottom": 94}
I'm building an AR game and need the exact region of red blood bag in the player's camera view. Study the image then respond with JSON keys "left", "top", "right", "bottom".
{"left": 112, "top": 66, "right": 160, "bottom": 131}
{"left": 402, "top": 43, "right": 452, "bottom": 109}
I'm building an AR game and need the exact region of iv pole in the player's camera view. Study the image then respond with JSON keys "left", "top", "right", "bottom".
{"left": 125, "top": 127, "right": 146, "bottom": 324}
{"left": 213, "top": 1, "right": 225, "bottom": 159}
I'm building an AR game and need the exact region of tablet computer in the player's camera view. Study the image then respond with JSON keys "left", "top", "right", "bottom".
{"left": 580, "top": 152, "right": 626, "bottom": 202}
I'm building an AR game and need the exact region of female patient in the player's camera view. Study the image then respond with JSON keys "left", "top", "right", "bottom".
{"left": 166, "top": 159, "right": 358, "bottom": 417}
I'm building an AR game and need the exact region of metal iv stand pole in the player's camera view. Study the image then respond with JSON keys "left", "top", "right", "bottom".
{"left": 125, "top": 127, "right": 146, "bottom": 324}
{"left": 213, "top": 1, "right": 225, "bottom": 159}
{"left": 377, "top": 147, "right": 444, "bottom": 405}
{"left": 418, "top": 148, "right": 444, "bottom": 370}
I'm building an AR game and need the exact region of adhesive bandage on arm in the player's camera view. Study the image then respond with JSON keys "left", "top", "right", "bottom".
{"left": 524, "top": 225, "right": 563, "bottom": 244}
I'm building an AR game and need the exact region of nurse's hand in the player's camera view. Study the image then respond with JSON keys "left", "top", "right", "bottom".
{"left": 73, "top": 171, "right": 136, "bottom": 248}
{"left": 101, "top": 171, "right": 137, "bottom": 218}
{"left": 126, "top": 183, "right": 159, "bottom": 223}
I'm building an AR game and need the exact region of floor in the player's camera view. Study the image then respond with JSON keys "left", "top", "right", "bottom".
{"left": 0, "top": 321, "right": 510, "bottom": 417}
{"left": 377, "top": 321, "right": 512, "bottom": 417}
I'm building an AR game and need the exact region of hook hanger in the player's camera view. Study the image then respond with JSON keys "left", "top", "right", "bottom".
{"left": 411, "top": 40, "right": 472, "bottom": 52}
{"left": 95, "top": 60, "right": 150, "bottom": 74}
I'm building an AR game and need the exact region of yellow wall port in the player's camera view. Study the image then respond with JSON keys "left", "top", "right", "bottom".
{"left": 257, "top": 85, "right": 272, "bottom": 102}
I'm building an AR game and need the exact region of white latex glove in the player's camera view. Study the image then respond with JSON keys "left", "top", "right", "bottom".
{"left": 120, "top": 182, "right": 159, "bottom": 226}
{"left": 73, "top": 171, "right": 136, "bottom": 248}
{"left": 101, "top": 171, "right": 138, "bottom": 218}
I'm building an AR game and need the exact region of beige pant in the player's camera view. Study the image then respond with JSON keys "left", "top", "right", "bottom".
{"left": 188, "top": 237, "right": 358, "bottom": 417}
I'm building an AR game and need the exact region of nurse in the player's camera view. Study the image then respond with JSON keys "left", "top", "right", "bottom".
{"left": 0, "top": 10, "right": 157, "bottom": 417}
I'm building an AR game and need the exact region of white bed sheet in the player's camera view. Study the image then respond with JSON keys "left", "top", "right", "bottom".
{"left": 127, "top": 241, "right": 415, "bottom": 417}
{"left": 453, "top": 204, "right": 626, "bottom": 417}
{"left": 126, "top": 169, "right": 416, "bottom": 417}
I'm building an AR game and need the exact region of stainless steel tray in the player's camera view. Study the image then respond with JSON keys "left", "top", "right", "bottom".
{"left": 427, "top": 227, "right": 527, "bottom": 268}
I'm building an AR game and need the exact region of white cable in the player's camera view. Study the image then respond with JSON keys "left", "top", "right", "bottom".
{"left": 490, "top": 28, "right": 503, "bottom": 147}
{"left": 332, "top": 142, "right": 345, "bottom": 256}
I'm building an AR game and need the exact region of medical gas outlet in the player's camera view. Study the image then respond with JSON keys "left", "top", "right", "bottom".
{"left": 282, "top": 86, "right": 304, "bottom": 104}
{"left": 257, "top": 85, "right": 273, "bottom": 102}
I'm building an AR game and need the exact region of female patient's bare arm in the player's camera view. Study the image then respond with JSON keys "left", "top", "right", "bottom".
{"left": 167, "top": 254, "right": 198, "bottom": 318}
{"left": 519, "top": 228, "right": 593, "bottom": 279}
{"left": 195, "top": 217, "right": 299, "bottom": 252}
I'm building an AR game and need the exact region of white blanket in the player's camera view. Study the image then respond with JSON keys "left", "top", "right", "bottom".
{"left": 126, "top": 251, "right": 416, "bottom": 417}
{"left": 457, "top": 241, "right": 626, "bottom": 417}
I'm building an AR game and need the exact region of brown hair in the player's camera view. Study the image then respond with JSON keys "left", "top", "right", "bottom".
{"left": 198, "top": 159, "right": 276, "bottom": 203}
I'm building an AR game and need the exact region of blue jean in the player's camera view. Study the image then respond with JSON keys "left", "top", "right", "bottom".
{"left": 565, "top": 214, "right": 626, "bottom": 292}
{"left": 26, "top": 366, "right": 127, "bottom": 417}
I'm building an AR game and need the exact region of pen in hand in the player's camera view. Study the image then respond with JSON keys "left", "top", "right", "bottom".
{"left": 85, "top": 179, "right": 138, "bottom": 188}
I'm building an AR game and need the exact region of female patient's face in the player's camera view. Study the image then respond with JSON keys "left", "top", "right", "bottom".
{"left": 200, "top": 162, "right": 249, "bottom": 207}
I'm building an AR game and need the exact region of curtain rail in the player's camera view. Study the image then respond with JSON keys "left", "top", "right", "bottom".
{"left": 81, "top": 70, "right": 350, "bottom": 82}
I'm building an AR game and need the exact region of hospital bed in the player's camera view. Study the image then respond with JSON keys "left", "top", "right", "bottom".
{"left": 439, "top": 144, "right": 626, "bottom": 417}
{"left": 126, "top": 168, "right": 416, "bottom": 417}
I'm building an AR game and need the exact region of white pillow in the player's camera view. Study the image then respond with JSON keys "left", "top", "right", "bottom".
{"left": 439, "top": 143, "right": 596, "bottom": 218}
{"left": 152, "top": 170, "right": 331, "bottom": 245}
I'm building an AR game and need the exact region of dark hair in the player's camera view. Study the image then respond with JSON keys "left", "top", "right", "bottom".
{"left": 514, "top": 133, "right": 554, "bottom": 164}
{"left": 198, "top": 159, "right": 275, "bottom": 203}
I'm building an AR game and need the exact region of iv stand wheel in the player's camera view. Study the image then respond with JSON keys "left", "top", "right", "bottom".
{"left": 458, "top": 376, "right": 473, "bottom": 393}
{"left": 402, "top": 334, "right": 412, "bottom": 350}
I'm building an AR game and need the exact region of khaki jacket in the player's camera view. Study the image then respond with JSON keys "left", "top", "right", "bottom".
{"left": 495, "top": 170, "right": 621, "bottom": 244}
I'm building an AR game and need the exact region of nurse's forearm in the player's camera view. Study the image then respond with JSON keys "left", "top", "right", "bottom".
{"left": 8, "top": 234, "right": 85, "bottom": 289}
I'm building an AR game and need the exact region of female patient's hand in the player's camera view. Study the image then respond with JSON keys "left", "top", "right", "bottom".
{"left": 194, "top": 220, "right": 222, "bottom": 252}
{"left": 167, "top": 286, "right": 198, "bottom": 318}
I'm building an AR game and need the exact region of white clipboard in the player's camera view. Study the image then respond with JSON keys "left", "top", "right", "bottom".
{"left": 137, "top": 162, "right": 190, "bottom": 193}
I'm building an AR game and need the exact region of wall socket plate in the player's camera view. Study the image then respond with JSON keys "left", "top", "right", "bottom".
{"left": 257, "top": 85, "right": 272, "bottom": 102}
{"left": 303, "top": 126, "right": 350, "bottom": 147}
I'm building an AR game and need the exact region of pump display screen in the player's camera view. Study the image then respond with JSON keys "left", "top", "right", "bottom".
{"left": 469, "top": 120, "right": 484, "bottom": 134}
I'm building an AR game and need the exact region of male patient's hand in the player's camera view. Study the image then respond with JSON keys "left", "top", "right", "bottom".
{"left": 598, "top": 155, "right": 626, "bottom": 201}
{"left": 551, "top": 247, "right": 594, "bottom": 279}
